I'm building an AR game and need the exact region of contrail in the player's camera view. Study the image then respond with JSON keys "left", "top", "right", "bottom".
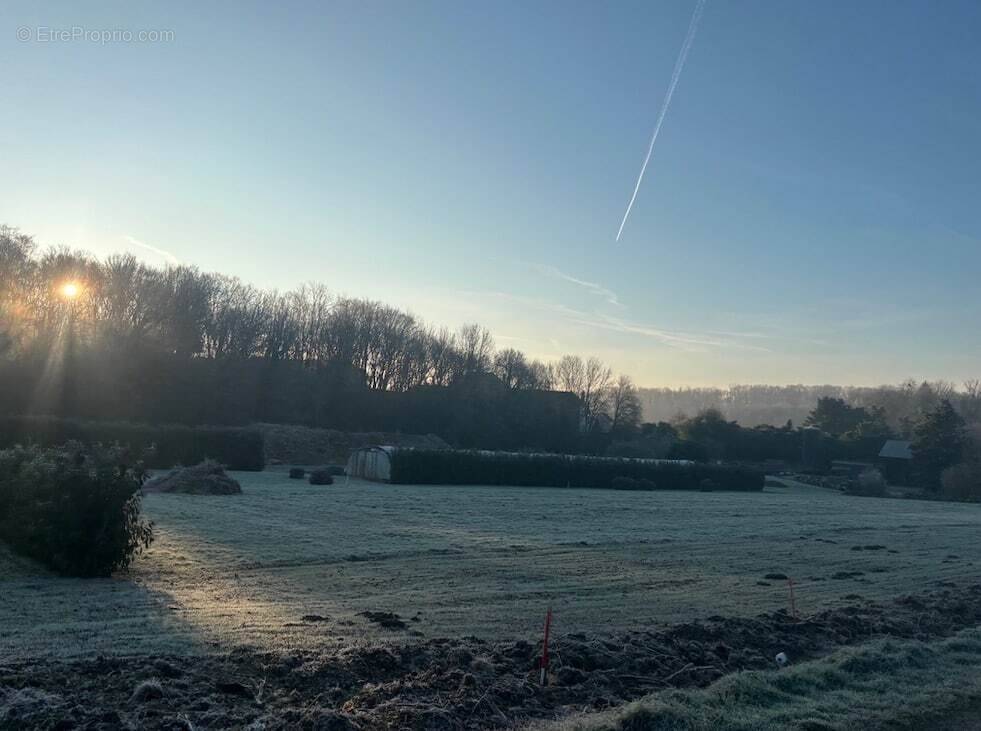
{"left": 616, "top": 0, "right": 707, "bottom": 242}
{"left": 123, "top": 235, "right": 180, "bottom": 266}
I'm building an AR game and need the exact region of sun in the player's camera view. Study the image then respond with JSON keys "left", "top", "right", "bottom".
{"left": 60, "top": 282, "right": 80, "bottom": 299}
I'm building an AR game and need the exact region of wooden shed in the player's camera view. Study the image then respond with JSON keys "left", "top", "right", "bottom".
{"left": 878, "top": 439, "right": 913, "bottom": 484}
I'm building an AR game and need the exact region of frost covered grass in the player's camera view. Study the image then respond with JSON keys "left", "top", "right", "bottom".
{"left": 2, "top": 471, "right": 981, "bottom": 660}
{"left": 540, "top": 627, "right": 981, "bottom": 731}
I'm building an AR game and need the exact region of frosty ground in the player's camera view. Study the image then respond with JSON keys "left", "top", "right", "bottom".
{"left": 3, "top": 472, "right": 980, "bottom": 662}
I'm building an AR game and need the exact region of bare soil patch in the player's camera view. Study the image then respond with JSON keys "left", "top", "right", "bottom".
{"left": 4, "top": 584, "right": 981, "bottom": 730}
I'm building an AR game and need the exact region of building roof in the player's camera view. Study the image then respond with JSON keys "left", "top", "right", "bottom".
{"left": 879, "top": 440, "right": 913, "bottom": 460}
{"left": 350, "top": 445, "right": 397, "bottom": 456}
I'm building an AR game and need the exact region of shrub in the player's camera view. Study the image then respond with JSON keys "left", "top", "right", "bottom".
{"left": 309, "top": 469, "right": 334, "bottom": 485}
{"left": 289, "top": 467, "right": 306, "bottom": 479}
{"left": 388, "top": 450, "right": 763, "bottom": 491}
{"left": 0, "top": 443, "right": 153, "bottom": 577}
{"left": 0, "top": 415, "right": 264, "bottom": 471}
{"left": 940, "top": 462, "right": 981, "bottom": 502}
{"left": 846, "top": 468, "right": 887, "bottom": 497}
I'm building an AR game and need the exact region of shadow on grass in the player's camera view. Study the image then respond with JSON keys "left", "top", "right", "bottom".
{"left": 0, "top": 542, "right": 213, "bottom": 661}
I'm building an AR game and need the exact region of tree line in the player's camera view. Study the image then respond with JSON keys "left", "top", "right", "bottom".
{"left": 6, "top": 224, "right": 975, "bottom": 461}
{"left": 0, "top": 225, "right": 642, "bottom": 439}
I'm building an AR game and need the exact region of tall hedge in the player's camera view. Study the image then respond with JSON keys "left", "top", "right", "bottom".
{"left": 0, "top": 443, "right": 154, "bottom": 577}
{"left": 0, "top": 416, "right": 264, "bottom": 471}
{"left": 388, "top": 449, "right": 763, "bottom": 491}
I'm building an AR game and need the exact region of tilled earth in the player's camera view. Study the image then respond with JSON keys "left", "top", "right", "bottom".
{"left": 4, "top": 584, "right": 981, "bottom": 730}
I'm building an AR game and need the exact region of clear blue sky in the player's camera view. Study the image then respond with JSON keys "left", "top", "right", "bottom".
{"left": 2, "top": 0, "right": 979, "bottom": 387}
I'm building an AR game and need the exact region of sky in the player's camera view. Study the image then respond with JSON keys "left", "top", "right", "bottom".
{"left": 2, "top": 0, "right": 980, "bottom": 388}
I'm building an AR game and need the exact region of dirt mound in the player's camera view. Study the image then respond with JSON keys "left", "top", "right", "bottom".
{"left": 143, "top": 461, "right": 242, "bottom": 495}
{"left": 5, "top": 584, "right": 981, "bottom": 730}
{"left": 258, "top": 423, "right": 449, "bottom": 465}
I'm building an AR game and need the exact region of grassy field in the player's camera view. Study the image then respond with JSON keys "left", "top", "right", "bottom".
{"left": 2, "top": 471, "right": 981, "bottom": 661}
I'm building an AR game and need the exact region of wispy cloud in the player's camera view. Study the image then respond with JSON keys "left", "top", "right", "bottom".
{"left": 573, "top": 311, "right": 772, "bottom": 353}
{"left": 534, "top": 264, "right": 624, "bottom": 307}
{"left": 122, "top": 235, "right": 180, "bottom": 266}
{"left": 616, "top": 0, "right": 707, "bottom": 242}
{"left": 473, "top": 291, "right": 771, "bottom": 353}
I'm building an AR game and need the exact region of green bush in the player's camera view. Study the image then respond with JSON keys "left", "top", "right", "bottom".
{"left": 388, "top": 450, "right": 763, "bottom": 491}
{"left": 0, "top": 443, "right": 153, "bottom": 577}
{"left": 0, "top": 415, "right": 264, "bottom": 471}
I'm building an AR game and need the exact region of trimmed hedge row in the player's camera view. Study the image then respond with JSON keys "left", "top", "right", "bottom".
{"left": 389, "top": 449, "right": 764, "bottom": 491}
{"left": 0, "top": 416, "right": 264, "bottom": 471}
{"left": 0, "top": 443, "right": 153, "bottom": 577}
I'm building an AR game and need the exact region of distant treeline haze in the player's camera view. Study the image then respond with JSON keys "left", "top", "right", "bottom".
{"left": 639, "top": 382, "right": 981, "bottom": 434}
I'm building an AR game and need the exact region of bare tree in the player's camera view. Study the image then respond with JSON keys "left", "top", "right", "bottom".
{"left": 261, "top": 291, "right": 300, "bottom": 360}
{"left": 528, "top": 360, "right": 554, "bottom": 390}
{"left": 961, "top": 379, "right": 981, "bottom": 424}
{"left": 96, "top": 255, "right": 162, "bottom": 342}
{"left": 607, "top": 374, "right": 642, "bottom": 435}
{"left": 160, "top": 266, "right": 214, "bottom": 357}
{"left": 556, "top": 354, "right": 613, "bottom": 432}
{"left": 422, "top": 327, "right": 458, "bottom": 386}
{"left": 288, "top": 283, "right": 334, "bottom": 362}
{"left": 364, "top": 305, "right": 420, "bottom": 390}
{"left": 456, "top": 323, "right": 494, "bottom": 379}
{"left": 0, "top": 226, "right": 36, "bottom": 354}
{"left": 202, "top": 275, "right": 269, "bottom": 358}
{"left": 493, "top": 348, "right": 531, "bottom": 389}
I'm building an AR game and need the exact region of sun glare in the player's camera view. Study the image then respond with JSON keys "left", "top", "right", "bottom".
{"left": 60, "top": 282, "right": 80, "bottom": 299}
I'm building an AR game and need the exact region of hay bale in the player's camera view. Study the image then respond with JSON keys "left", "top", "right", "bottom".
{"left": 309, "top": 469, "right": 334, "bottom": 485}
{"left": 143, "top": 461, "right": 242, "bottom": 495}
{"left": 289, "top": 467, "right": 306, "bottom": 479}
